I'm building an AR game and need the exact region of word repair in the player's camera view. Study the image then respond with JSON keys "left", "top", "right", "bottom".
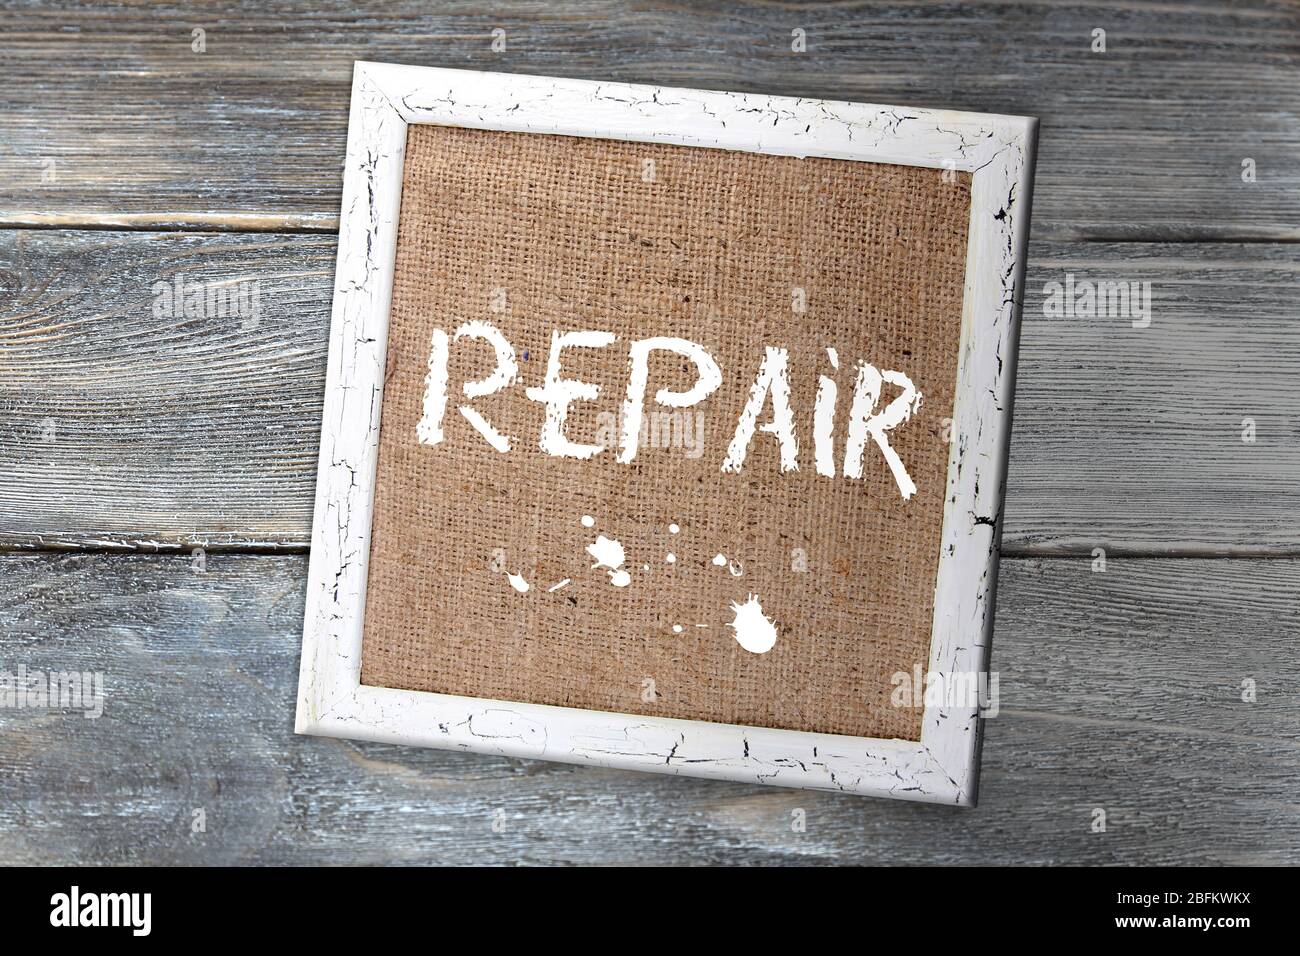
{"left": 416, "top": 322, "right": 925, "bottom": 500}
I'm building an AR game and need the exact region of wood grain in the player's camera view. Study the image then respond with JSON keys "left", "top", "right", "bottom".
{"left": 0, "top": 551, "right": 1293, "bottom": 865}
{"left": 0, "top": 0, "right": 1296, "bottom": 239}
{"left": 2, "top": 230, "right": 1297, "bottom": 554}
{"left": 2, "top": 0, "right": 1296, "bottom": 865}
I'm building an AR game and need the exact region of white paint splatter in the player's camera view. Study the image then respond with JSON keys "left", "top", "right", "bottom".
{"left": 547, "top": 578, "right": 571, "bottom": 592}
{"left": 587, "top": 534, "right": 630, "bottom": 587}
{"left": 581, "top": 514, "right": 595, "bottom": 528}
{"left": 712, "top": 553, "right": 727, "bottom": 567}
{"left": 587, "top": 535, "right": 625, "bottom": 570}
{"left": 506, "top": 571, "right": 530, "bottom": 593}
{"left": 728, "top": 559, "right": 743, "bottom": 577}
{"left": 668, "top": 523, "right": 680, "bottom": 534}
{"left": 728, "top": 594, "right": 778, "bottom": 653}
{"left": 672, "top": 624, "right": 683, "bottom": 633}
{"left": 665, "top": 553, "right": 676, "bottom": 564}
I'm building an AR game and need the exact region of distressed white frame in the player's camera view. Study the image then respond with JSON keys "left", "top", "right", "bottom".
{"left": 296, "top": 62, "right": 1036, "bottom": 805}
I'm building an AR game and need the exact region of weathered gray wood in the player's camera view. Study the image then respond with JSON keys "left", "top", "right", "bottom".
{"left": 0, "top": 230, "right": 332, "bottom": 550}
{"left": 0, "top": 0, "right": 1296, "bottom": 240}
{"left": 2, "top": 230, "right": 1297, "bottom": 554}
{"left": 0, "top": 552, "right": 1294, "bottom": 865}
{"left": 1, "top": 0, "right": 1292, "bottom": 869}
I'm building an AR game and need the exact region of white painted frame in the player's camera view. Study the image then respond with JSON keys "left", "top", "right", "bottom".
{"left": 296, "top": 61, "right": 1037, "bottom": 806}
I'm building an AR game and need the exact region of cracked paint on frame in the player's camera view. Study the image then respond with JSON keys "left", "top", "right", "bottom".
{"left": 296, "top": 62, "right": 1037, "bottom": 806}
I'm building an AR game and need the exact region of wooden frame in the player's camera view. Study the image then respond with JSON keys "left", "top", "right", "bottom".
{"left": 295, "top": 61, "right": 1036, "bottom": 805}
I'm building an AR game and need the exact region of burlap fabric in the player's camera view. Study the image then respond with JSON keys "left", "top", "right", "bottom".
{"left": 358, "top": 124, "right": 971, "bottom": 741}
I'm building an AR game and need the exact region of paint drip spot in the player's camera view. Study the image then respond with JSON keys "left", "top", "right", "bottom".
{"left": 712, "top": 553, "right": 727, "bottom": 567}
{"left": 728, "top": 594, "right": 777, "bottom": 654}
{"left": 668, "top": 523, "right": 680, "bottom": 534}
{"left": 506, "top": 571, "right": 529, "bottom": 594}
{"left": 728, "top": 559, "right": 743, "bottom": 577}
{"left": 665, "top": 553, "right": 676, "bottom": 564}
{"left": 587, "top": 534, "right": 629, "bottom": 587}
{"left": 581, "top": 515, "right": 595, "bottom": 528}
{"left": 672, "top": 624, "right": 683, "bottom": 633}
{"left": 587, "top": 535, "right": 624, "bottom": 570}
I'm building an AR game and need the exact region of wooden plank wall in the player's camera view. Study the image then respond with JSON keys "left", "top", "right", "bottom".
{"left": 1, "top": 0, "right": 1296, "bottom": 864}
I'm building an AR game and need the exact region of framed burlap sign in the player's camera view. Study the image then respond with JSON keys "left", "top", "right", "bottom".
{"left": 296, "top": 62, "right": 1036, "bottom": 805}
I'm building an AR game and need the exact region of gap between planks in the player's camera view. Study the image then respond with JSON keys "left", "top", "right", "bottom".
{"left": 1, "top": 214, "right": 1298, "bottom": 243}
{"left": 6, "top": 542, "right": 1300, "bottom": 560}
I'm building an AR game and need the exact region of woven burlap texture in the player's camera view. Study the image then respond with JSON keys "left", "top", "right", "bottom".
{"left": 359, "top": 124, "right": 972, "bottom": 741}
